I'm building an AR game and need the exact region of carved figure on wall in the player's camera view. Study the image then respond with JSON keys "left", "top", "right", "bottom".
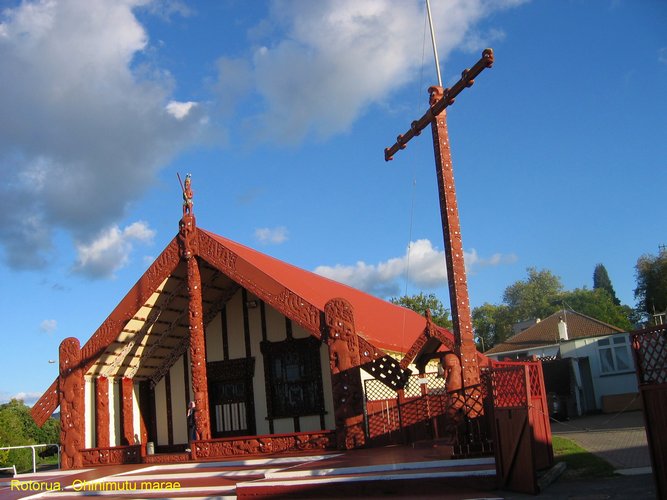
{"left": 442, "top": 352, "right": 463, "bottom": 393}
{"left": 324, "top": 298, "right": 366, "bottom": 450}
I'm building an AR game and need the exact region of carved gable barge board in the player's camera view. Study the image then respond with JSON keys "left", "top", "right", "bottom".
{"left": 197, "top": 229, "right": 322, "bottom": 337}
{"left": 31, "top": 237, "right": 182, "bottom": 427}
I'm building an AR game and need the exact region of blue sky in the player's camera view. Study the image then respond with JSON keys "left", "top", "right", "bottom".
{"left": 1, "top": 0, "right": 665, "bottom": 405}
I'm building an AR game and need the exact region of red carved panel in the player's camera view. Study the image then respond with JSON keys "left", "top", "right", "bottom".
{"left": 192, "top": 431, "right": 334, "bottom": 460}
{"left": 143, "top": 452, "right": 191, "bottom": 464}
{"left": 59, "top": 338, "right": 84, "bottom": 470}
{"left": 121, "top": 377, "right": 134, "bottom": 445}
{"left": 187, "top": 256, "right": 211, "bottom": 440}
{"left": 95, "top": 377, "right": 110, "bottom": 448}
{"left": 80, "top": 445, "right": 142, "bottom": 466}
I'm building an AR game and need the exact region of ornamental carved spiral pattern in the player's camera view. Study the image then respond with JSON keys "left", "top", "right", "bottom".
{"left": 192, "top": 432, "right": 334, "bottom": 460}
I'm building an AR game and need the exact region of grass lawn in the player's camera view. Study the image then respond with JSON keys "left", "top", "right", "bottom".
{"left": 552, "top": 435, "right": 616, "bottom": 479}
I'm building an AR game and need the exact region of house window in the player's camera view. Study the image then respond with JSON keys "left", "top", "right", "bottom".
{"left": 261, "top": 337, "right": 324, "bottom": 419}
{"left": 598, "top": 335, "right": 632, "bottom": 374}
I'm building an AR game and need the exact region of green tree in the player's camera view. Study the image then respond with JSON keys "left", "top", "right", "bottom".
{"left": 502, "top": 267, "right": 564, "bottom": 322}
{"left": 593, "top": 263, "right": 620, "bottom": 305}
{"left": 390, "top": 292, "right": 452, "bottom": 328}
{"left": 634, "top": 249, "right": 667, "bottom": 322}
{"left": 0, "top": 399, "right": 60, "bottom": 473}
{"left": 560, "top": 288, "right": 633, "bottom": 331}
{"left": 472, "top": 303, "right": 512, "bottom": 351}
{"left": 471, "top": 267, "right": 636, "bottom": 351}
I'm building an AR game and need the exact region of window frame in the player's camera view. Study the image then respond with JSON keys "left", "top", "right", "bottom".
{"left": 260, "top": 336, "right": 325, "bottom": 419}
{"left": 597, "top": 334, "right": 633, "bottom": 375}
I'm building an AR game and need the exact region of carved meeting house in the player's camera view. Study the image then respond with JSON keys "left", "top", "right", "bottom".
{"left": 31, "top": 197, "right": 483, "bottom": 468}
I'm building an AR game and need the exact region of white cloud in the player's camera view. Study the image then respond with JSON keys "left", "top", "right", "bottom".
{"left": 166, "top": 100, "right": 197, "bottom": 119}
{"left": 0, "top": 0, "right": 204, "bottom": 270}
{"left": 314, "top": 238, "right": 516, "bottom": 297}
{"left": 0, "top": 391, "right": 43, "bottom": 406}
{"left": 73, "top": 221, "right": 156, "bottom": 278}
{"left": 217, "top": 0, "right": 526, "bottom": 145}
{"left": 39, "top": 319, "right": 58, "bottom": 333}
{"left": 255, "top": 226, "right": 289, "bottom": 245}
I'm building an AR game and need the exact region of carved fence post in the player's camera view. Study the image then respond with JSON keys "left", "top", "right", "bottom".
{"left": 59, "top": 337, "right": 84, "bottom": 469}
{"left": 324, "top": 298, "right": 366, "bottom": 449}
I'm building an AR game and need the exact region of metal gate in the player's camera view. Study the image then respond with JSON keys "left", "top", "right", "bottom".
{"left": 632, "top": 324, "right": 667, "bottom": 499}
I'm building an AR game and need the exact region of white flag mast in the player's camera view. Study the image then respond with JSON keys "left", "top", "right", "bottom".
{"left": 425, "top": 0, "right": 442, "bottom": 87}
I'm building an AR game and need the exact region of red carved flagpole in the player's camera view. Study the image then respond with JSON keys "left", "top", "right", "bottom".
{"left": 384, "top": 49, "right": 494, "bottom": 389}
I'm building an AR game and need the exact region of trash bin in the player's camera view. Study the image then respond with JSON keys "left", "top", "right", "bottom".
{"left": 147, "top": 442, "right": 155, "bottom": 455}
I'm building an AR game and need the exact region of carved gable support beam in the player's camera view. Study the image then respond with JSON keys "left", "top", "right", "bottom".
{"left": 59, "top": 338, "right": 84, "bottom": 469}
{"left": 187, "top": 256, "right": 211, "bottom": 441}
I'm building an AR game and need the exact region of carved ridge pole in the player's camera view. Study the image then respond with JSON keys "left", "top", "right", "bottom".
{"left": 178, "top": 174, "right": 211, "bottom": 441}
{"left": 324, "top": 298, "right": 366, "bottom": 450}
{"left": 59, "top": 338, "right": 84, "bottom": 469}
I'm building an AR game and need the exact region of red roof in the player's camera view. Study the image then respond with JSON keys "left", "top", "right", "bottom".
{"left": 203, "top": 229, "right": 437, "bottom": 354}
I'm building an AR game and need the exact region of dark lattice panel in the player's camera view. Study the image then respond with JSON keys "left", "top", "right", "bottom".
{"left": 632, "top": 326, "right": 667, "bottom": 385}
{"left": 363, "top": 355, "right": 412, "bottom": 391}
{"left": 364, "top": 377, "right": 399, "bottom": 401}
{"left": 490, "top": 366, "right": 528, "bottom": 408}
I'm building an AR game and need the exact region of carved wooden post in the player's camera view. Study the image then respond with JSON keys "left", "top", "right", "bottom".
{"left": 121, "top": 377, "right": 135, "bottom": 445}
{"left": 178, "top": 178, "right": 211, "bottom": 441}
{"left": 59, "top": 337, "right": 84, "bottom": 469}
{"left": 324, "top": 298, "right": 366, "bottom": 449}
{"left": 95, "top": 376, "right": 110, "bottom": 448}
{"left": 429, "top": 87, "right": 480, "bottom": 388}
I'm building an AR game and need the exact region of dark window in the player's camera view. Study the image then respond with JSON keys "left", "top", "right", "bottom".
{"left": 207, "top": 358, "right": 256, "bottom": 438}
{"left": 261, "top": 337, "right": 324, "bottom": 418}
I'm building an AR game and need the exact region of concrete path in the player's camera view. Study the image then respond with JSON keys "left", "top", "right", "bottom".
{"left": 550, "top": 410, "right": 652, "bottom": 474}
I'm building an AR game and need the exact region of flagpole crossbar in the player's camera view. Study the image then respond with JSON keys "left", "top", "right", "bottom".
{"left": 384, "top": 48, "right": 494, "bottom": 162}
